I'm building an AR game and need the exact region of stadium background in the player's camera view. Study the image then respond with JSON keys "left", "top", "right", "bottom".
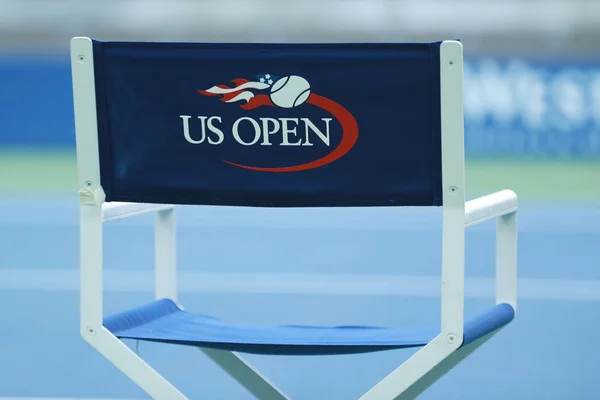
{"left": 0, "top": 1, "right": 599, "bottom": 399}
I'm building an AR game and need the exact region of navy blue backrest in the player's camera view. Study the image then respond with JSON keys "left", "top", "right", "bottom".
{"left": 91, "top": 41, "right": 443, "bottom": 207}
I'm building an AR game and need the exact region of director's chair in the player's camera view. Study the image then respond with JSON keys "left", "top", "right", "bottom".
{"left": 70, "top": 37, "right": 518, "bottom": 399}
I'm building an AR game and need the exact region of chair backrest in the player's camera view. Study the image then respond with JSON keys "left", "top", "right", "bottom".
{"left": 80, "top": 40, "right": 462, "bottom": 208}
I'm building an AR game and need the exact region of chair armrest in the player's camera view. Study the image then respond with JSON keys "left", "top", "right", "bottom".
{"left": 464, "top": 190, "right": 518, "bottom": 312}
{"left": 465, "top": 190, "right": 518, "bottom": 227}
{"left": 102, "top": 202, "right": 175, "bottom": 222}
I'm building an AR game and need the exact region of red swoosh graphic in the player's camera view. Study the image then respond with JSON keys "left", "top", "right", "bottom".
{"left": 223, "top": 94, "right": 358, "bottom": 172}
{"left": 241, "top": 94, "right": 274, "bottom": 110}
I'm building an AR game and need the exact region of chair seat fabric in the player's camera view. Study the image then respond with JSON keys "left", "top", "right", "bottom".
{"left": 103, "top": 299, "right": 514, "bottom": 355}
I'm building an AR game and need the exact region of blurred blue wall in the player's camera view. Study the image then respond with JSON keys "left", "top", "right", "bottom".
{"left": 1, "top": 55, "right": 599, "bottom": 157}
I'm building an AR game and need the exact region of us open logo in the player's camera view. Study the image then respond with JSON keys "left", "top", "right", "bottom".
{"left": 179, "top": 74, "right": 359, "bottom": 172}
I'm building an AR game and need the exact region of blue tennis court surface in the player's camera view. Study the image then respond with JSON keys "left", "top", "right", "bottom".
{"left": 0, "top": 198, "right": 599, "bottom": 399}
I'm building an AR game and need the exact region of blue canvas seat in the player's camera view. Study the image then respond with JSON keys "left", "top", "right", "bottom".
{"left": 104, "top": 299, "right": 514, "bottom": 355}
{"left": 71, "top": 37, "right": 519, "bottom": 400}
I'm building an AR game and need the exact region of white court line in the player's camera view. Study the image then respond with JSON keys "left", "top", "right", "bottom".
{"left": 1, "top": 268, "right": 600, "bottom": 301}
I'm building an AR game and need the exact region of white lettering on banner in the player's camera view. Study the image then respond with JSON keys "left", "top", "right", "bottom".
{"left": 464, "top": 61, "right": 600, "bottom": 131}
{"left": 463, "top": 63, "right": 485, "bottom": 123}
{"left": 181, "top": 116, "right": 332, "bottom": 147}
{"left": 463, "top": 60, "right": 600, "bottom": 156}
{"left": 232, "top": 117, "right": 262, "bottom": 146}
{"left": 180, "top": 115, "right": 201, "bottom": 144}
{"left": 206, "top": 116, "right": 225, "bottom": 144}
{"left": 280, "top": 118, "right": 301, "bottom": 146}
{"left": 479, "top": 59, "right": 515, "bottom": 124}
{"left": 181, "top": 115, "right": 224, "bottom": 145}
{"left": 549, "top": 70, "right": 587, "bottom": 132}
{"left": 507, "top": 60, "right": 546, "bottom": 130}
{"left": 260, "top": 118, "right": 280, "bottom": 146}
{"left": 303, "top": 118, "right": 332, "bottom": 146}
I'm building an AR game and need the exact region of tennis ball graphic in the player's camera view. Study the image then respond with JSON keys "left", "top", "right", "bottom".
{"left": 269, "top": 76, "right": 311, "bottom": 108}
